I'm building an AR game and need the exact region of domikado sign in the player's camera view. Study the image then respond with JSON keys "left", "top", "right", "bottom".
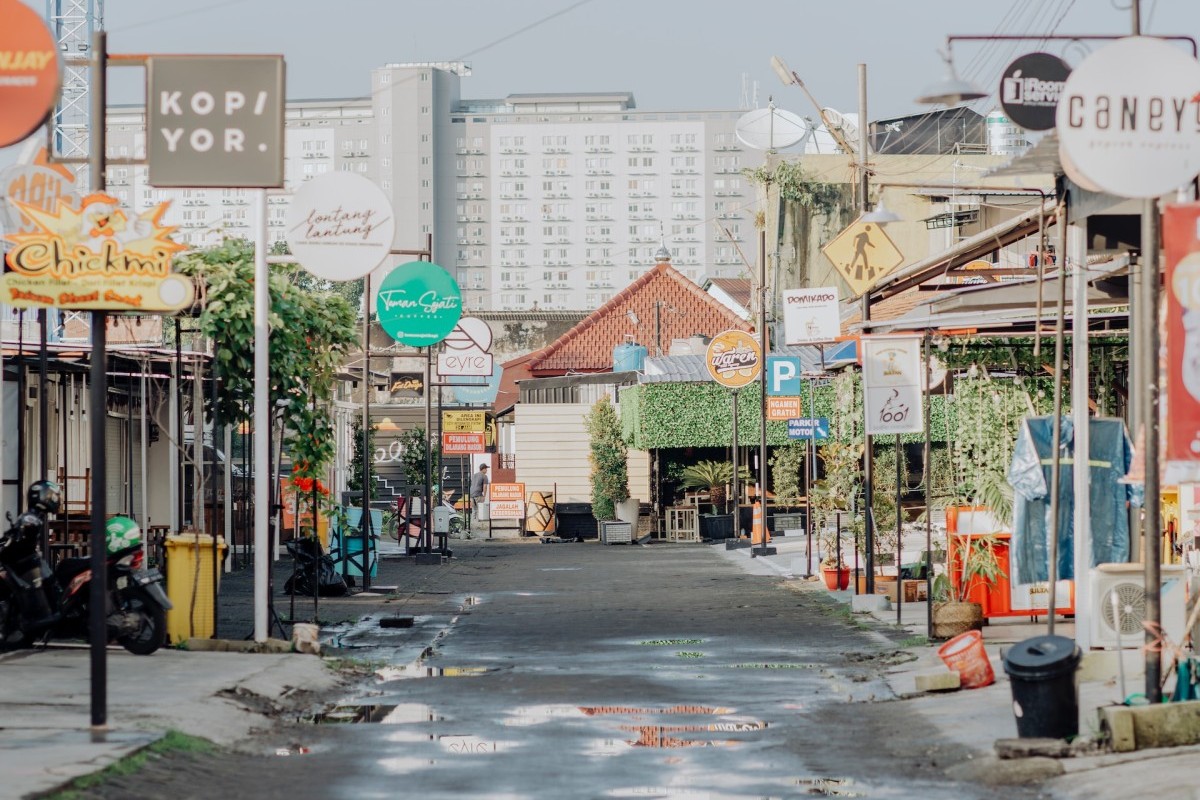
{"left": 1, "top": 193, "right": 194, "bottom": 312}
{"left": 1057, "top": 36, "right": 1200, "bottom": 199}
{"left": 0, "top": 0, "right": 61, "bottom": 148}
{"left": 285, "top": 172, "right": 395, "bottom": 282}
{"left": 705, "top": 329, "right": 762, "bottom": 389}
{"left": 375, "top": 261, "right": 463, "bottom": 346}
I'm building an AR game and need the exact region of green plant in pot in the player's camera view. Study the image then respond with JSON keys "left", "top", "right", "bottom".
{"left": 809, "top": 441, "right": 861, "bottom": 590}
{"left": 931, "top": 532, "right": 1006, "bottom": 639}
{"left": 680, "top": 459, "right": 749, "bottom": 515}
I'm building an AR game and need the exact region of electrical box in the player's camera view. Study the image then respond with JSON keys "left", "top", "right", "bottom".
{"left": 432, "top": 506, "right": 451, "bottom": 534}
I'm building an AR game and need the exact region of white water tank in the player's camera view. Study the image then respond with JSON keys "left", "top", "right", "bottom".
{"left": 986, "top": 109, "right": 1027, "bottom": 155}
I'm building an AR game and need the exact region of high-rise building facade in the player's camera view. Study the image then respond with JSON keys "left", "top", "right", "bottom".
{"left": 103, "top": 62, "right": 765, "bottom": 311}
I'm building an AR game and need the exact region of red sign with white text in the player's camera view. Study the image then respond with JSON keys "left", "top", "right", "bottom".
{"left": 441, "top": 432, "right": 485, "bottom": 454}
{"left": 1164, "top": 204, "right": 1200, "bottom": 467}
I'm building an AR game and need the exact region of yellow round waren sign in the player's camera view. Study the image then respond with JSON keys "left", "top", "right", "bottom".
{"left": 705, "top": 329, "right": 762, "bottom": 389}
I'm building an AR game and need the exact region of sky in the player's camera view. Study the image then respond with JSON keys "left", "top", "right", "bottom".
{"left": 5, "top": 0, "right": 1200, "bottom": 163}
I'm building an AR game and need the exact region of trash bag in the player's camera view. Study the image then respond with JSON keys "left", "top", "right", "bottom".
{"left": 284, "top": 537, "right": 349, "bottom": 597}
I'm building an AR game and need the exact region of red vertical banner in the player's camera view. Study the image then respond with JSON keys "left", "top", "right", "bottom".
{"left": 1164, "top": 204, "right": 1200, "bottom": 466}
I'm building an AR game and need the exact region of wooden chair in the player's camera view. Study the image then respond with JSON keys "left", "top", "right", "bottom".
{"left": 56, "top": 467, "right": 92, "bottom": 518}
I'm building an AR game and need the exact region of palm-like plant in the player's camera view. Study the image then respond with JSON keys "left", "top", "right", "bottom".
{"left": 680, "top": 460, "right": 749, "bottom": 513}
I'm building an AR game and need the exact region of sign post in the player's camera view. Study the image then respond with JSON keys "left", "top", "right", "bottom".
{"left": 706, "top": 330, "right": 761, "bottom": 547}
{"left": 822, "top": 219, "right": 905, "bottom": 298}
{"left": 375, "top": 262, "right": 463, "bottom": 563}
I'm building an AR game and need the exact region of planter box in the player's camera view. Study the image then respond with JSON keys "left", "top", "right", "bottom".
{"left": 598, "top": 520, "right": 633, "bottom": 545}
{"left": 699, "top": 513, "right": 735, "bottom": 541}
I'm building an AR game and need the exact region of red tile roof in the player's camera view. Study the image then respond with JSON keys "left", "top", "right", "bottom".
{"left": 704, "top": 277, "right": 753, "bottom": 312}
{"left": 529, "top": 261, "right": 750, "bottom": 375}
{"left": 493, "top": 349, "right": 540, "bottom": 416}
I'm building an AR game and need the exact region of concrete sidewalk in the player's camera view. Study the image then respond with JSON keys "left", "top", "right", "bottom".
{"left": 1, "top": 540, "right": 476, "bottom": 799}
{"left": 714, "top": 532, "right": 1200, "bottom": 798}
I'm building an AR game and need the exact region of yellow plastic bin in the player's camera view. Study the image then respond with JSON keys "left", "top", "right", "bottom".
{"left": 164, "top": 533, "right": 227, "bottom": 644}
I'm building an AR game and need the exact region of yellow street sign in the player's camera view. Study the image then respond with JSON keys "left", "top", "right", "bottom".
{"left": 821, "top": 217, "right": 905, "bottom": 298}
{"left": 442, "top": 410, "right": 486, "bottom": 433}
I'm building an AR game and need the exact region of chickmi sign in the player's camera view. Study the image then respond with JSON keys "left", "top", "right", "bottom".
{"left": 146, "top": 55, "right": 285, "bottom": 188}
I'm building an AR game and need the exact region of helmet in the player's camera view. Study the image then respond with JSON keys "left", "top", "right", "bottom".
{"left": 105, "top": 516, "right": 142, "bottom": 554}
{"left": 27, "top": 481, "right": 62, "bottom": 514}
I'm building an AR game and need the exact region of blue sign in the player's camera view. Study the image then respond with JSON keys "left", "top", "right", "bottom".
{"left": 766, "top": 356, "right": 803, "bottom": 396}
{"left": 787, "top": 417, "right": 830, "bottom": 440}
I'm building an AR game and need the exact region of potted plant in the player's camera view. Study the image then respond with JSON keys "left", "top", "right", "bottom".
{"left": 586, "top": 396, "right": 629, "bottom": 527}
{"left": 808, "top": 439, "right": 862, "bottom": 588}
{"left": 681, "top": 460, "right": 748, "bottom": 540}
{"left": 931, "top": 532, "right": 1006, "bottom": 638}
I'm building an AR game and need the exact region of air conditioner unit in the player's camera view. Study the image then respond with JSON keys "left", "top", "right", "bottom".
{"left": 1090, "top": 563, "right": 1187, "bottom": 649}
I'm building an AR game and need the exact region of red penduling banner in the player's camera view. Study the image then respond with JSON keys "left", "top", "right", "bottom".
{"left": 1163, "top": 204, "right": 1200, "bottom": 471}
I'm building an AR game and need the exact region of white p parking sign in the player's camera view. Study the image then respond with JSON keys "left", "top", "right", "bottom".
{"left": 147, "top": 55, "right": 285, "bottom": 188}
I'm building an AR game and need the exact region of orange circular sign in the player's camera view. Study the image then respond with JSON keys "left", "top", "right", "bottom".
{"left": 0, "top": 0, "right": 62, "bottom": 148}
{"left": 705, "top": 329, "right": 762, "bottom": 389}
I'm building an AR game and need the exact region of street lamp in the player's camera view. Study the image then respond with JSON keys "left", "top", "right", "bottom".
{"left": 770, "top": 55, "right": 856, "bottom": 156}
{"left": 861, "top": 201, "right": 902, "bottom": 225}
{"left": 914, "top": 48, "right": 987, "bottom": 105}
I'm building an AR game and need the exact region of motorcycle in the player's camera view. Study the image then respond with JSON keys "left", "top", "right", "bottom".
{"left": 0, "top": 481, "right": 172, "bottom": 655}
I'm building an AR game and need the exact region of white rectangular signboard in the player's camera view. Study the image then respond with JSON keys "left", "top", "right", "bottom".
{"left": 862, "top": 335, "right": 923, "bottom": 435}
{"left": 782, "top": 287, "right": 840, "bottom": 345}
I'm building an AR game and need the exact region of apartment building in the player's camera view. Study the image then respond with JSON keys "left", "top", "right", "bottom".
{"left": 103, "top": 61, "right": 765, "bottom": 312}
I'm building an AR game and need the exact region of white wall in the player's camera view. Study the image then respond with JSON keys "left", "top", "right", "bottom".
{"left": 514, "top": 402, "right": 649, "bottom": 505}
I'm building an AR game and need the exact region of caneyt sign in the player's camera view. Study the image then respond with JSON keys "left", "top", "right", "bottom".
{"left": 1, "top": 192, "right": 193, "bottom": 311}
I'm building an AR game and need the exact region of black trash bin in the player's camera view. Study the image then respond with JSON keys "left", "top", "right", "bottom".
{"left": 1003, "top": 634, "right": 1082, "bottom": 739}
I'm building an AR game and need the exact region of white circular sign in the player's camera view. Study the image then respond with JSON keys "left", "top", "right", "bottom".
{"left": 285, "top": 172, "right": 395, "bottom": 281}
{"left": 443, "top": 317, "right": 493, "bottom": 352}
{"left": 1057, "top": 36, "right": 1200, "bottom": 199}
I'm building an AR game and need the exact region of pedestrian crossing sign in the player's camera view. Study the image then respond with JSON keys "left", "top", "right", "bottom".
{"left": 821, "top": 218, "right": 906, "bottom": 298}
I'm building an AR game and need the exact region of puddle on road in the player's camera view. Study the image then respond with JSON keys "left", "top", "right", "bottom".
{"left": 638, "top": 639, "right": 704, "bottom": 646}
{"left": 313, "top": 702, "right": 442, "bottom": 725}
{"left": 505, "top": 704, "right": 737, "bottom": 726}
{"left": 375, "top": 662, "right": 498, "bottom": 681}
{"left": 728, "top": 662, "right": 818, "bottom": 670}
{"left": 793, "top": 777, "right": 864, "bottom": 797}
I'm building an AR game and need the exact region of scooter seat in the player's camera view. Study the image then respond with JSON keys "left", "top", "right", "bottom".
{"left": 54, "top": 557, "right": 91, "bottom": 583}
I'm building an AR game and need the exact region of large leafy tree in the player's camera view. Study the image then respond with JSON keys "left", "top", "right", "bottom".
{"left": 175, "top": 238, "right": 358, "bottom": 480}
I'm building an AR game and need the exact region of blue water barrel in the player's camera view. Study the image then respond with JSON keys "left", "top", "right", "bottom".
{"left": 613, "top": 341, "right": 647, "bottom": 372}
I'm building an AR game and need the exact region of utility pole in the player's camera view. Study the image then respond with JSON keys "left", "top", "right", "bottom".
{"left": 858, "top": 63, "right": 876, "bottom": 594}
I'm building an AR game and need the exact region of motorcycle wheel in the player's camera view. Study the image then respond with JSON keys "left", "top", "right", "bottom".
{"left": 448, "top": 515, "right": 464, "bottom": 538}
{"left": 0, "top": 597, "right": 30, "bottom": 650}
{"left": 117, "top": 590, "right": 167, "bottom": 655}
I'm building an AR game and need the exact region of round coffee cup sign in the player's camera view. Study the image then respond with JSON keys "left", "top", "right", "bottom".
{"left": 0, "top": 0, "right": 62, "bottom": 148}
{"left": 705, "top": 329, "right": 762, "bottom": 389}
{"left": 1057, "top": 36, "right": 1200, "bottom": 199}
{"left": 1000, "top": 52, "right": 1070, "bottom": 132}
{"left": 285, "top": 172, "right": 395, "bottom": 281}
{"left": 376, "top": 261, "right": 462, "bottom": 346}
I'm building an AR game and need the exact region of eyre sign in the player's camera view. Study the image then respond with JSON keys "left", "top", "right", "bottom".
{"left": 146, "top": 55, "right": 285, "bottom": 188}
{"left": 1057, "top": 36, "right": 1200, "bottom": 199}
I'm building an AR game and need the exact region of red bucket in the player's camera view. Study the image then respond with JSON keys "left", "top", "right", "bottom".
{"left": 937, "top": 630, "right": 995, "bottom": 689}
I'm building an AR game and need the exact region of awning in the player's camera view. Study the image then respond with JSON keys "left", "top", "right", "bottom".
{"left": 859, "top": 258, "right": 1129, "bottom": 334}
{"left": 869, "top": 198, "right": 1058, "bottom": 303}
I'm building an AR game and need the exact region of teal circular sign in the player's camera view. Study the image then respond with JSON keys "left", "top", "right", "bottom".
{"left": 375, "top": 261, "right": 463, "bottom": 346}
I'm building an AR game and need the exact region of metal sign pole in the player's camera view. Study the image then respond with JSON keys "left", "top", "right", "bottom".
{"left": 361, "top": 273, "right": 372, "bottom": 590}
{"left": 87, "top": 29, "right": 108, "bottom": 729}
{"left": 252, "top": 186, "right": 270, "bottom": 642}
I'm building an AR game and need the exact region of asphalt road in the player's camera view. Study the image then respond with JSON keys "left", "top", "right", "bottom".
{"left": 85, "top": 540, "right": 1043, "bottom": 800}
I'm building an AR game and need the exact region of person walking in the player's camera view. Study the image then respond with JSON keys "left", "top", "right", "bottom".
{"left": 469, "top": 464, "right": 490, "bottom": 528}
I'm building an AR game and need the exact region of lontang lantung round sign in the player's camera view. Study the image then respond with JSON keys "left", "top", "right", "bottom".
{"left": 705, "top": 329, "right": 761, "bottom": 389}
{"left": 376, "top": 261, "right": 462, "bottom": 347}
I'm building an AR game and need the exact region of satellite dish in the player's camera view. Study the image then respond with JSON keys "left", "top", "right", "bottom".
{"left": 821, "top": 108, "right": 863, "bottom": 154}
{"left": 735, "top": 106, "right": 811, "bottom": 152}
